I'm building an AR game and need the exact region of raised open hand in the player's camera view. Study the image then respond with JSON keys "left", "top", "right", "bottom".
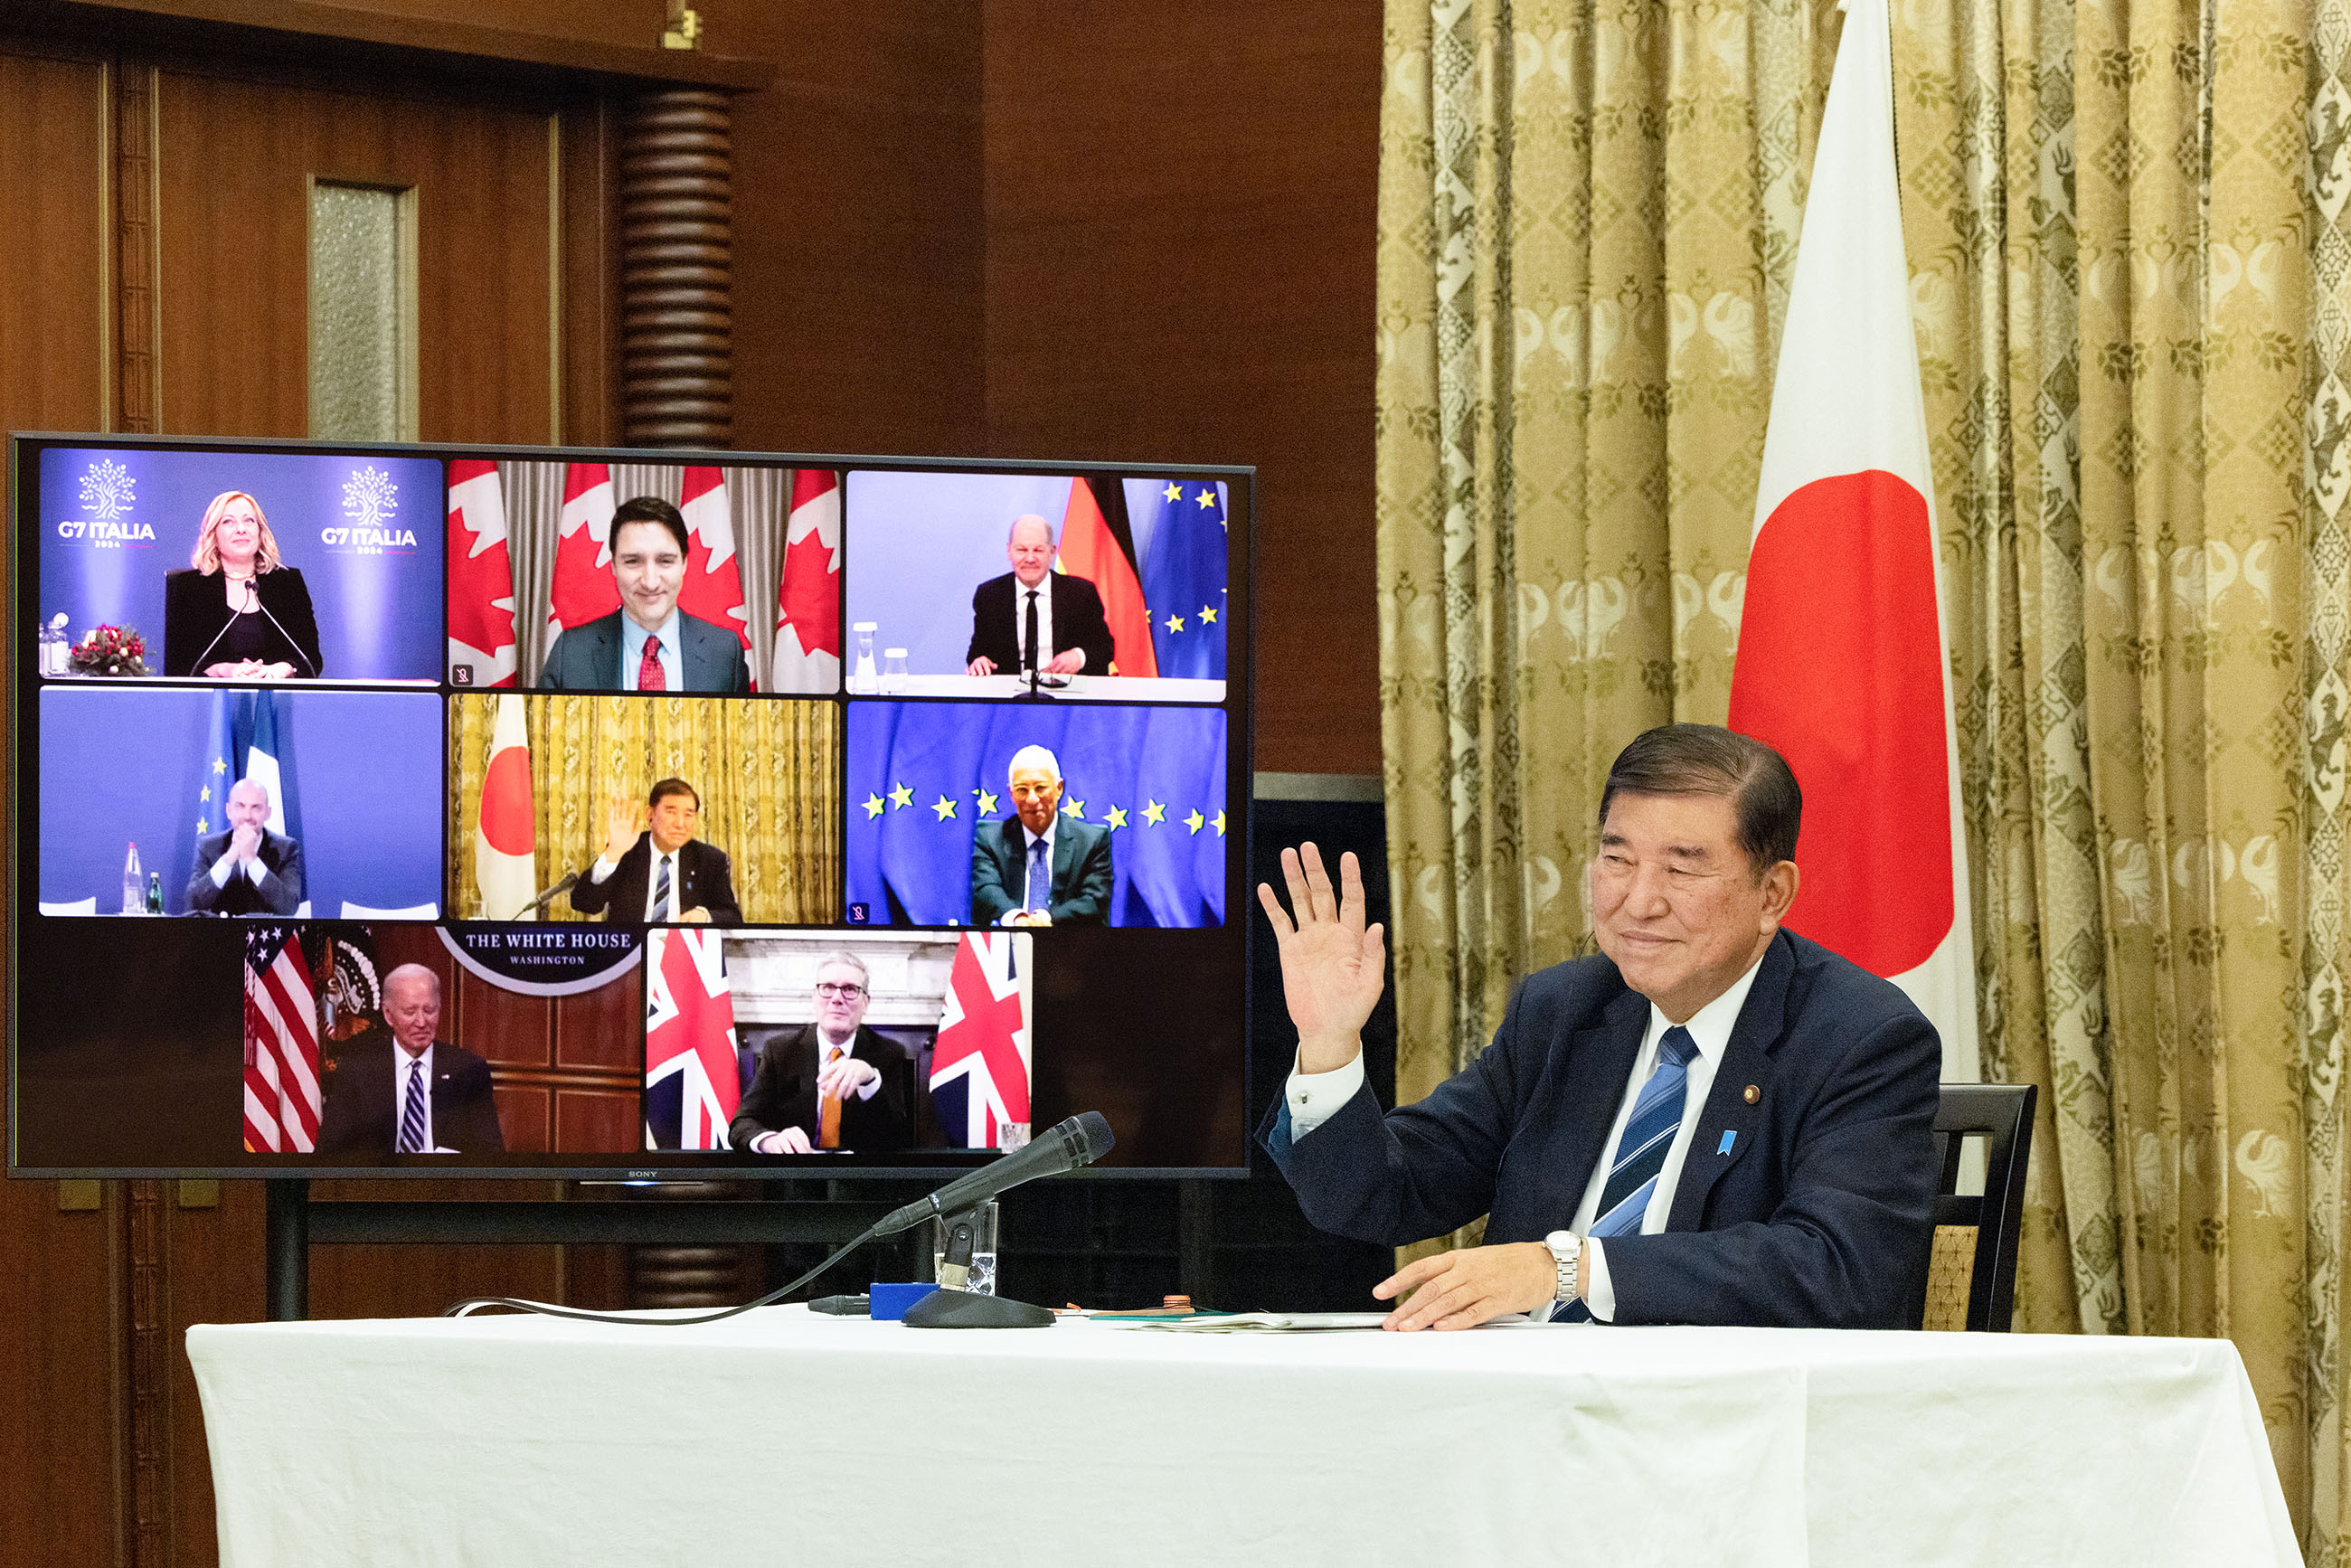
{"left": 1256, "top": 843, "right": 1387, "bottom": 1073}
{"left": 602, "top": 795, "right": 643, "bottom": 864}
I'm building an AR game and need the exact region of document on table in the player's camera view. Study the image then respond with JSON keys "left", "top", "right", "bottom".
{"left": 1107, "top": 1312, "right": 1505, "bottom": 1332}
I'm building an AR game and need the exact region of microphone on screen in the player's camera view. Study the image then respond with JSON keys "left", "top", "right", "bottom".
{"left": 873, "top": 1111, "right": 1116, "bottom": 1238}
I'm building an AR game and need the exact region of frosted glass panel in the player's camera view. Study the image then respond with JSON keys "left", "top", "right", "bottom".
{"left": 308, "top": 184, "right": 406, "bottom": 441}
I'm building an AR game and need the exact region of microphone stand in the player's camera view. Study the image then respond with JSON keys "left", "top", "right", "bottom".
{"left": 506, "top": 872, "right": 580, "bottom": 921}
{"left": 245, "top": 579, "right": 318, "bottom": 676}
{"left": 904, "top": 1205, "right": 1054, "bottom": 1328}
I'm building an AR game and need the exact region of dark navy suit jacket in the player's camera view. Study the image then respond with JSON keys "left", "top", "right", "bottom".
{"left": 1262, "top": 929, "right": 1941, "bottom": 1328}
{"left": 537, "top": 609, "right": 751, "bottom": 693}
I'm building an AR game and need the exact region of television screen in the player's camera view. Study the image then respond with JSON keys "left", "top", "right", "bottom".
{"left": 8, "top": 436, "right": 1253, "bottom": 1178}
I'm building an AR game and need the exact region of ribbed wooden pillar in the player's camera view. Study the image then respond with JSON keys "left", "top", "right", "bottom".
{"left": 619, "top": 88, "right": 733, "bottom": 449}
{"left": 617, "top": 86, "right": 747, "bottom": 1308}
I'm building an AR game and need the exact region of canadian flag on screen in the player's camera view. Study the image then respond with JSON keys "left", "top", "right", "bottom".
{"left": 1725, "top": 0, "right": 1978, "bottom": 1082}
{"left": 644, "top": 928, "right": 741, "bottom": 1150}
{"left": 475, "top": 694, "right": 537, "bottom": 921}
{"left": 446, "top": 459, "right": 518, "bottom": 685}
{"left": 243, "top": 927, "right": 320, "bottom": 1154}
{"left": 772, "top": 468, "right": 842, "bottom": 692}
{"left": 930, "top": 933, "right": 1031, "bottom": 1150}
{"left": 547, "top": 462, "right": 620, "bottom": 639}
{"left": 678, "top": 466, "right": 755, "bottom": 683}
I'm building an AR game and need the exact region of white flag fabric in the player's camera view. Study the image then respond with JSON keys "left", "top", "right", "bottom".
{"left": 1726, "top": 0, "right": 1979, "bottom": 1082}
{"left": 773, "top": 468, "right": 843, "bottom": 693}
{"left": 475, "top": 694, "right": 537, "bottom": 921}
{"left": 445, "top": 458, "right": 519, "bottom": 686}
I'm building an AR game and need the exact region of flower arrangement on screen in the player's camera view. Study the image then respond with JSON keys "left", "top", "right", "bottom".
{"left": 69, "top": 625, "right": 147, "bottom": 677}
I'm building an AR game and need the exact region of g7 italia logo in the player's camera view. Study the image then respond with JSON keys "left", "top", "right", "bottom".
{"left": 321, "top": 466, "right": 417, "bottom": 553}
{"left": 57, "top": 458, "right": 155, "bottom": 546}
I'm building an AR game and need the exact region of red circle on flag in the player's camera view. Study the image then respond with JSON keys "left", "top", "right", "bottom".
{"left": 479, "top": 748, "right": 535, "bottom": 858}
{"left": 1727, "top": 469, "right": 1952, "bottom": 978}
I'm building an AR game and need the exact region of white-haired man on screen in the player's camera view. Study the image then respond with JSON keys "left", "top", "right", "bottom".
{"left": 969, "top": 744, "right": 1114, "bottom": 927}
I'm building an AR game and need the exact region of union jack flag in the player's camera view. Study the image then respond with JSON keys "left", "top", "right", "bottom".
{"left": 644, "top": 928, "right": 741, "bottom": 1149}
{"left": 243, "top": 927, "right": 320, "bottom": 1153}
{"left": 930, "top": 932, "right": 1032, "bottom": 1148}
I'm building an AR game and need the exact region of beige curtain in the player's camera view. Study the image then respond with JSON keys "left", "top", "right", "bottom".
{"left": 448, "top": 695, "right": 839, "bottom": 924}
{"left": 1377, "top": 0, "right": 2351, "bottom": 1549}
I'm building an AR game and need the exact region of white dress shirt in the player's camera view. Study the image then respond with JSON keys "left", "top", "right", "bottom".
{"left": 618, "top": 609, "right": 683, "bottom": 689}
{"left": 1286, "top": 950, "right": 1767, "bottom": 1322}
{"left": 1013, "top": 574, "right": 1059, "bottom": 669}
{"left": 587, "top": 842, "right": 685, "bottom": 921}
{"left": 209, "top": 847, "right": 272, "bottom": 889}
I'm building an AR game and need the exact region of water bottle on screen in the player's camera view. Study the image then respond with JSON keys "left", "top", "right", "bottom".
{"left": 121, "top": 842, "right": 142, "bottom": 915}
{"left": 146, "top": 873, "right": 163, "bottom": 914}
{"left": 880, "top": 647, "right": 909, "bottom": 694}
{"left": 848, "top": 622, "right": 879, "bottom": 694}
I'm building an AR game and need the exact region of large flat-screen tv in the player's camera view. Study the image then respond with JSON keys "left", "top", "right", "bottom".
{"left": 7, "top": 436, "right": 1252, "bottom": 1179}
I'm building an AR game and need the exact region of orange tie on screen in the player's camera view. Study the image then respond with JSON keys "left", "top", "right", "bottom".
{"left": 637, "top": 638, "right": 665, "bottom": 692}
{"left": 818, "top": 1044, "right": 843, "bottom": 1149}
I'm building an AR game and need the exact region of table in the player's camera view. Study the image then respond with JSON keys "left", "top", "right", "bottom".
{"left": 186, "top": 1312, "right": 2299, "bottom": 1567}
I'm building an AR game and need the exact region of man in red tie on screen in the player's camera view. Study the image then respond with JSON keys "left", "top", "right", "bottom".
{"left": 1257, "top": 725, "right": 1940, "bottom": 1331}
{"left": 732, "top": 952, "right": 910, "bottom": 1155}
{"left": 537, "top": 496, "right": 751, "bottom": 693}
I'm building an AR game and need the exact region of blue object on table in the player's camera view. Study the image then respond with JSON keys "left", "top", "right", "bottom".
{"left": 869, "top": 1282, "right": 933, "bottom": 1322}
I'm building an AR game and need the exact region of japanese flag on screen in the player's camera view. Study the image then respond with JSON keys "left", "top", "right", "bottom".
{"left": 446, "top": 459, "right": 518, "bottom": 686}
{"left": 475, "top": 694, "right": 536, "bottom": 921}
{"left": 678, "top": 467, "right": 753, "bottom": 685}
{"left": 772, "top": 468, "right": 842, "bottom": 693}
{"left": 548, "top": 463, "right": 620, "bottom": 638}
{"left": 1725, "top": 0, "right": 1978, "bottom": 1082}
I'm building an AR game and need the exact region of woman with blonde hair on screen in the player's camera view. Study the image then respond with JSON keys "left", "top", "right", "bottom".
{"left": 163, "top": 489, "right": 323, "bottom": 679}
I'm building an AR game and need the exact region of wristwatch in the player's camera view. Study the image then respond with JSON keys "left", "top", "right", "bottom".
{"left": 1544, "top": 1230, "right": 1581, "bottom": 1304}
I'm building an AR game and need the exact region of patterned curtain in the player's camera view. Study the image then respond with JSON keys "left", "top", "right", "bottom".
{"left": 448, "top": 695, "right": 839, "bottom": 924}
{"left": 1377, "top": 0, "right": 2351, "bottom": 1549}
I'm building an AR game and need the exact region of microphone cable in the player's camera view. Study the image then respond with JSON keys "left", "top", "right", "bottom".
{"left": 442, "top": 1220, "right": 885, "bottom": 1327}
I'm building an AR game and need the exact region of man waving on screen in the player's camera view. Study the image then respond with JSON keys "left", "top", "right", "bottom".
{"left": 1257, "top": 724, "right": 1940, "bottom": 1331}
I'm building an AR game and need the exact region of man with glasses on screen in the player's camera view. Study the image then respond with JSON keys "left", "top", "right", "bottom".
{"left": 970, "top": 744, "right": 1113, "bottom": 928}
{"left": 571, "top": 778, "right": 741, "bottom": 926}
{"left": 732, "top": 952, "right": 911, "bottom": 1156}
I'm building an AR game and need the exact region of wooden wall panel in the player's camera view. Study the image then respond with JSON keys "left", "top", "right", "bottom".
{"left": 979, "top": 0, "right": 1382, "bottom": 775}
{"left": 0, "top": 43, "right": 108, "bottom": 434}
{"left": 154, "top": 70, "right": 555, "bottom": 442}
{"left": 558, "top": 970, "right": 637, "bottom": 1069}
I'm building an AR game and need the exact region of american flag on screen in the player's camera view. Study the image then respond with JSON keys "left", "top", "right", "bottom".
{"left": 243, "top": 927, "right": 321, "bottom": 1154}
{"left": 643, "top": 928, "right": 741, "bottom": 1149}
{"left": 930, "top": 933, "right": 1032, "bottom": 1149}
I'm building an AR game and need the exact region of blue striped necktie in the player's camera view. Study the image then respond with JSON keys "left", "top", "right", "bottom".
{"left": 1025, "top": 839, "right": 1048, "bottom": 912}
{"left": 1557, "top": 1025, "right": 1696, "bottom": 1322}
{"left": 398, "top": 1054, "right": 427, "bottom": 1154}
{"left": 652, "top": 854, "right": 673, "bottom": 922}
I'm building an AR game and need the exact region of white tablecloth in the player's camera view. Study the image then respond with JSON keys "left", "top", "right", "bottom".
{"left": 186, "top": 1313, "right": 2299, "bottom": 1568}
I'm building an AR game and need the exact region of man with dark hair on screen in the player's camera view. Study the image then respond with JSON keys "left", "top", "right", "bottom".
{"left": 538, "top": 496, "right": 751, "bottom": 692}
{"left": 965, "top": 514, "right": 1116, "bottom": 678}
{"left": 1257, "top": 723, "right": 1940, "bottom": 1331}
{"left": 571, "top": 778, "right": 742, "bottom": 926}
{"left": 184, "top": 778, "right": 303, "bottom": 917}
{"left": 970, "top": 744, "right": 1113, "bottom": 928}
{"left": 732, "top": 951, "right": 911, "bottom": 1155}
{"left": 316, "top": 964, "right": 505, "bottom": 1157}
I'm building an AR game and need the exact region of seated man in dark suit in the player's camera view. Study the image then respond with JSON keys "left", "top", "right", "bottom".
{"left": 537, "top": 496, "right": 751, "bottom": 692}
{"left": 571, "top": 777, "right": 742, "bottom": 926}
{"left": 970, "top": 744, "right": 1113, "bottom": 927}
{"left": 731, "top": 951, "right": 911, "bottom": 1154}
{"left": 184, "top": 778, "right": 303, "bottom": 917}
{"left": 964, "top": 514, "right": 1117, "bottom": 677}
{"left": 1258, "top": 724, "right": 1940, "bottom": 1331}
{"left": 316, "top": 964, "right": 505, "bottom": 1157}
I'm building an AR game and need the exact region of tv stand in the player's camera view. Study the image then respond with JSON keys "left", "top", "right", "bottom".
{"left": 262, "top": 1178, "right": 895, "bottom": 1321}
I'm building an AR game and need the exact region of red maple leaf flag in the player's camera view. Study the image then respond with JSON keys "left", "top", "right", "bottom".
{"left": 772, "top": 468, "right": 843, "bottom": 692}
{"left": 547, "top": 462, "right": 620, "bottom": 640}
{"left": 930, "top": 932, "right": 1032, "bottom": 1150}
{"left": 1725, "top": 0, "right": 1978, "bottom": 1082}
{"left": 1057, "top": 477, "right": 1158, "bottom": 678}
{"left": 677, "top": 466, "right": 753, "bottom": 685}
{"left": 445, "top": 459, "right": 518, "bottom": 686}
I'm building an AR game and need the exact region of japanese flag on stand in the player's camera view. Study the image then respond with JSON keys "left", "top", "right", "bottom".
{"left": 772, "top": 469, "right": 842, "bottom": 692}
{"left": 446, "top": 459, "right": 519, "bottom": 685}
{"left": 930, "top": 933, "right": 1032, "bottom": 1150}
{"left": 678, "top": 467, "right": 754, "bottom": 684}
{"left": 1726, "top": 0, "right": 1978, "bottom": 1082}
{"left": 475, "top": 694, "right": 537, "bottom": 921}
{"left": 547, "top": 462, "right": 620, "bottom": 640}
{"left": 644, "top": 927, "right": 741, "bottom": 1150}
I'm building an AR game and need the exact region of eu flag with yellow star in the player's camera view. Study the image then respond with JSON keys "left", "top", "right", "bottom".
{"left": 193, "top": 691, "right": 239, "bottom": 839}
{"left": 847, "top": 701, "right": 1229, "bottom": 928}
{"left": 1138, "top": 479, "right": 1229, "bottom": 680}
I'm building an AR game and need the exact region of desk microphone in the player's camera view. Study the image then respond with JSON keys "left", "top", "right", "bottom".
{"left": 874, "top": 1111, "right": 1115, "bottom": 1237}
{"left": 187, "top": 584, "right": 249, "bottom": 675}
{"left": 244, "top": 579, "right": 318, "bottom": 676}
{"left": 508, "top": 872, "right": 579, "bottom": 921}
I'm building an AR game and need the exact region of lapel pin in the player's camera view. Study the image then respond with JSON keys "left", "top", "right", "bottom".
{"left": 1717, "top": 1130, "right": 1736, "bottom": 1155}
{"left": 1742, "top": 1084, "right": 1760, "bottom": 1104}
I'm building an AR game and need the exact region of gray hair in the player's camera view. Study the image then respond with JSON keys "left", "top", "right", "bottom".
{"left": 382, "top": 963, "right": 441, "bottom": 1002}
{"left": 1007, "top": 744, "right": 1062, "bottom": 788}
{"left": 815, "top": 950, "right": 870, "bottom": 987}
{"left": 1006, "top": 513, "right": 1056, "bottom": 550}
